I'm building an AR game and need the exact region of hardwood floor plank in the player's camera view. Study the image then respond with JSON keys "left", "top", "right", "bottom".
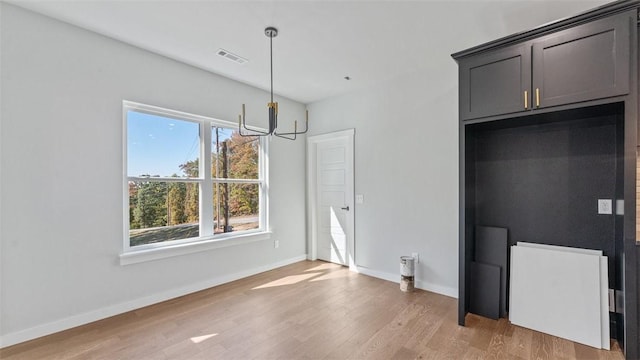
{"left": 575, "top": 341, "right": 625, "bottom": 360}
{"left": 423, "top": 319, "right": 471, "bottom": 359}
{"left": 391, "top": 346, "right": 420, "bottom": 359}
{"left": 507, "top": 323, "right": 533, "bottom": 359}
{"left": 485, "top": 319, "right": 508, "bottom": 359}
{"left": 0, "top": 260, "right": 625, "bottom": 360}
{"left": 468, "top": 313, "right": 498, "bottom": 351}
{"left": 531, "top": 331, "right": 554, "bottom": 360}
{"left": 551, "top": 335, "right": 576, "bottom": 359}
{"left": 462, "top": 346, "right": 487, "bottom": 360}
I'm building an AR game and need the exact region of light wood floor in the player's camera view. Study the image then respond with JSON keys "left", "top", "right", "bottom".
{"left": 0, "top": 260, "right": 624, "bottom": 359}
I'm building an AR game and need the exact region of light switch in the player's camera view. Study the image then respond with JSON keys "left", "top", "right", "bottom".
{"left": 616, "top": 199, "right": 624, "bottom": 215}
{"left": 598, "top": 199, "right": 612, "bottom": 215}
{"left": 355, "top": 194, "right": 364, "bottom": 204}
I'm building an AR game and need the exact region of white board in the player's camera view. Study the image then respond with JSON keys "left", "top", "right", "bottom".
{"left": 514, "top": 242, "right": 609, "bottom": 349}
{"left": 509, "top": 245, "right": 607, "bottom": 349}
{"left": 600, "top": 256, "right": 610, "bottom": 350}
{"left": 516, "top": 241, "right": 603, "bottom": 256}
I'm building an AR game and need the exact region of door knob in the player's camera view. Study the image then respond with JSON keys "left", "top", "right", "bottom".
{"left": 341, "top": 206, "right": 350, "bottom": 211}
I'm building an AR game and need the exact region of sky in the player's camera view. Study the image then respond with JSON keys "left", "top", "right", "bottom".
{"left": 127, "top": 110, "right": 233, "bottom": 177}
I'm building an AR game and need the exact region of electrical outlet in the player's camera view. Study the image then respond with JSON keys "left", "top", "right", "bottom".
{"left": 274, "top": 240, "right": 279, "bottom": 248}
{"left": 598, "top": 199, "right": 612, "bottom": 215}
{"left": 412, "top": 252, "right": 419, "bottom": 264}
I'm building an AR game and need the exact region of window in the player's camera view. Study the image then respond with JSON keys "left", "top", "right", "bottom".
{"left": 124, "top": 101, "right": 267, "bottom": 253}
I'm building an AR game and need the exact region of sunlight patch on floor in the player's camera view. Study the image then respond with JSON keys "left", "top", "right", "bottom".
{"left": 304, "top": 263, "right": 341, "bottom": 272}
{"left": 190, "top": 333, "right": 218, "bottom": 344}
{"left": 252, "top": 273, "right": 320, "bottom": 289}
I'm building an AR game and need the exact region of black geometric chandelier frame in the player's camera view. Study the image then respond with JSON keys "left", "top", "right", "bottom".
{"left": 238, "top": 27, "right": 309, "bottom": 140}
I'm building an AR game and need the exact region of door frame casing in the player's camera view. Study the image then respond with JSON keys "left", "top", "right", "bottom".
{"left": 307, "top": 129, "right": 355, "bottom": 270}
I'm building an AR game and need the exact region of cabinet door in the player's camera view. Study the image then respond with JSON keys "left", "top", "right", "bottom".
{"left": 532, "top": 11, "right": 631, "bottom": 109}
{"left": 459, "top": 44, "right": 531, "bottom": 121}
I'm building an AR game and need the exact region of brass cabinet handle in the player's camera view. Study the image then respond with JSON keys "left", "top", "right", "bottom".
{"left": 535, "top": 88, "right": 540, "bottom": 107}
{"left": 524, "top": 90, "right": 528, "bottom": 109}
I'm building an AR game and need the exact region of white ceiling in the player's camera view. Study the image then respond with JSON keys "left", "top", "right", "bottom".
{"left": 8, "top": 0, "right": 609, "bottom": 104}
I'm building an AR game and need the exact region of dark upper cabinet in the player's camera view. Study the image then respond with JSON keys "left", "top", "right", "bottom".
{"left": 459, "top": 44, "right": 531, "bottom": 121}
{"left": 458, "top": 11, "right": 631, "bottom": 121}
{"left": 532, "top": 12, "right": 630, "bottom": 109}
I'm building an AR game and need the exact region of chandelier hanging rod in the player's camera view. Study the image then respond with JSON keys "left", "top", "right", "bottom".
{"left": 238, "top": 26, "right": 309, "bottom": 140}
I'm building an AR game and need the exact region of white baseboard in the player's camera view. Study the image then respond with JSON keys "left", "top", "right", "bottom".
{"left": 0, "top": 254, "right": 307, "bottom": 348}
{"left": 355, "top": 265, "right": 458, "bottom": 299}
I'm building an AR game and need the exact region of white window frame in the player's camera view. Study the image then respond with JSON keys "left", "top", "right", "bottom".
{"left": 121, "top": 101, "right": 269, "bottom": 265}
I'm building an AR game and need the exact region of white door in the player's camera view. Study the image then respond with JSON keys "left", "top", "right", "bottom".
{"left": 307, "top": 129, "right": 354, "bottom": 267}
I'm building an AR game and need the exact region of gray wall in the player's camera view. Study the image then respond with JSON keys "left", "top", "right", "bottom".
{"left": 307, "top": 62, "right": 460, "bottom": 296}
{"left": 0, "top": 4, "right": 306, "bottom": 346}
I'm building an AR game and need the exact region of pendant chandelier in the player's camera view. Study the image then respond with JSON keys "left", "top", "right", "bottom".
{"left": 238, "top": 27, "right": 309, "bottom": 140}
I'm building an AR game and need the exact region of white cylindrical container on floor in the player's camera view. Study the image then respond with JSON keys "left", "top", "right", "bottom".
{"left": 400, "top": 256, "right": 415, "bottom": 292}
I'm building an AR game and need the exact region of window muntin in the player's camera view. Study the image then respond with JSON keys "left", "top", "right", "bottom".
{"left": 124, "top": 101, "right": 267, "bottom": 251}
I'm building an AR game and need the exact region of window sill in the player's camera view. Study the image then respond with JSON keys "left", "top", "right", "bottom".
{"left": 119, "top": 231, "right": 272, "bottom": 265}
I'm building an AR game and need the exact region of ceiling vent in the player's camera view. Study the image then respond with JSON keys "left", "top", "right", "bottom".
{"left": 217, "top": 48, "right": 248, "bottom": 64}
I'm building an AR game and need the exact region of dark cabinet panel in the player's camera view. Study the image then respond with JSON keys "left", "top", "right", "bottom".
{"left": 459, "top": 44, "right": 531, "bottom": 121}
{"left": 532, "top": 12, "right": 630, "bottom": 109}
{"left": 459, "top": 11, "right": 632, "bottom": 122}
